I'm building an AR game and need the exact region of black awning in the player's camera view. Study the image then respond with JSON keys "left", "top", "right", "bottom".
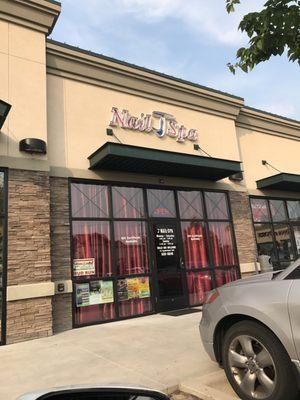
{"left": 256, "top": 173, "right": 300, "bottom": 191}
{"left": 88, "top": 142, "right": 242, "bottom": 181}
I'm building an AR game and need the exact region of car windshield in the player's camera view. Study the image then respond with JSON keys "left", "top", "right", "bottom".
{"left": 274, "top": 257, "right": 300, "bottom": 280}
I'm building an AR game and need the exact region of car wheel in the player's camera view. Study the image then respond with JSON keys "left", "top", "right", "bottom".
{"left": 222, "top": 320, "right": 299, "bottom": 400}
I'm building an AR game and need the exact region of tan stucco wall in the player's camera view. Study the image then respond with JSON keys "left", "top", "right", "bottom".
{"left": 238, "top": 126, "right": 300, "bottom": 194}
{"left": 0, "top": 20, "right": 47, "bottom": 161}
{"left": 47, "top": 75, "right": 241, "bottom": 176}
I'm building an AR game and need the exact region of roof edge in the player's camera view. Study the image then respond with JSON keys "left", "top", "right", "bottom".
{"left": 0, "top": 0, "right": 61, "bottom": 35}
{"left": 46, "top": 39, "right": 244, "bottom": 104}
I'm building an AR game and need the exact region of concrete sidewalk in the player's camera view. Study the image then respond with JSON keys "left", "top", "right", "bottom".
{"left": 0, "top": 310, "right": 237, "bottom": 399}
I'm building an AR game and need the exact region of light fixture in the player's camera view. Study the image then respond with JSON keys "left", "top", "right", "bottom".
{"left": 0, "top": 100, "right": 11, "bottom": 129}
{"left": 19, "top": 138, "right": 47, "bottom": 154}
{"left": 229, "top": 172, "right": 244, "bottom": 182}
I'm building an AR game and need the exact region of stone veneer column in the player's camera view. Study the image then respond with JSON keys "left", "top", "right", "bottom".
{"left": 6, "top": 169, "right": 53, "bottom": 344}
{"left": 229, "top": 191, "right": 258, "bottom": 274}
{"left": 50, "top": 177, "right": 73, "bottom": 333}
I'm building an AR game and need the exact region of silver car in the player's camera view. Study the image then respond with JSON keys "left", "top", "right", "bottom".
{"left": 200, "top": 259, "right": 300, "bottom": 400}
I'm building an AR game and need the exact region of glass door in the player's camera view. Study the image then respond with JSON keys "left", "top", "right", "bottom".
{"left": 152, "top": 220, "right": 187, "bottom": 312}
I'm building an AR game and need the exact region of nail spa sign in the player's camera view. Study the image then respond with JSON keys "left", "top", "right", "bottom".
{"left": 109, "top": 107, "right": 198, "bottom": 143}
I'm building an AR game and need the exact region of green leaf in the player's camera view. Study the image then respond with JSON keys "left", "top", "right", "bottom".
{"left": 226, "top": 0, "right": 300, "bottom": 72}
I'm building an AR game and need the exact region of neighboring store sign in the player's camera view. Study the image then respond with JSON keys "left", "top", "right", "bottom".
{"left": 76, "top": 280, "right": 114, "bottom": 307}
{"left": 73, "top": 258, "right": 95, "bottom": 277}
{"left": 117, "top": 277, "right": 150, "bottom": 301}
{"left": 109, "top": 107, "right": 198, "bottom": 143}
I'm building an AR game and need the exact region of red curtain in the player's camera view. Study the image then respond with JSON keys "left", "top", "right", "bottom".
{"left": 71, "top": 183, "right": 109, "bottom": 218}
{"left": 75, "top": 303, "right": 115, "bottom": 325}
{"left": 215, "top": 268, "right": 239, "bottom": 287}
{"left": 115, "top": 221, "right": 149, "bottom": 276}
{"left": 187, "top": 272, "right": 212, "bottom": 305}
{"left": 112, "top": 187, "right": 144, "bottom": 218}
{"left": 72, "top": 221, "right": 114, "bottom": 325}
{"left": 114, "top": 221, "right": 151, "bottom": 317}
{"left": 119, "top": 298, "right": 152, "bottom": 318}
{"left": 209, "top": 222, "right": 236, "bottom": 266}
{"left": 181, "top": 222, "right": 207, "bottom": 269}
{"left": 72, "top": 221, "right": 112, "bottom": 278}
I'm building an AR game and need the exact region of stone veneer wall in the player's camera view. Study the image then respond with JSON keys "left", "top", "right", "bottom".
{"left": 229, "top": 190, "right": 257, "bottom": 270}
{"left": 50, "top": 177, "right": 72, "bottom": 333}
{"left": 6, "top": 169, "right": 53, "bottom": 344}
{"left": 6, "top": 298, "right": 52, "bottom": 344}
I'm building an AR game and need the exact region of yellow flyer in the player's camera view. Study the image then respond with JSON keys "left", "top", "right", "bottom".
{"left": 138, "top": 277, "right": 150, "bottom": 298}
{"left": 127, "top": 278, "right": 139, "bottom": 299}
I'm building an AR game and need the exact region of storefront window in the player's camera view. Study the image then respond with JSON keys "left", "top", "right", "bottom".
{"left": 254, "top": 224, "right": 277, "bottom": 262}
{"left": 274, "top": 224, "right": 294, "bottom": 263}
{"left": 112, "top": 186, "right": 145, "bottom": 218}
{"left": 251, "top": 198, "right": 270, "bottom": 222}
{"left": 70, "top": 182, "right": 240, "bottom": 325}
{"left": 71, "top": 183, "right": 109, "bottom": 218}
{"left": 209, "top": 222, "right": 236, "bottom": 266}
{"left": 269, "top": 200, "right": 287, "bottom": 222}
{"left": 74, "top": 282, "right": 115, "bottom": 325}
{"left": 117, "top": 277, "right": 152, "bottom": 317}
{"left": 178, "top": 191, "right": 203, "bottom": 219}
{"left": 114, "top": 221, "right": 149, "bottom": 276}
{"left": 181, "top": 222, "right": 208, "bottom": 269}
{"left": 251, "top": 197, "right": 300, "bottom": 269}
{"left": 287, "top": 201, "right": 300, "bottom": 221}
{"left": 72, "top": 221, "right": 112, "bottom": 278}
{"left": 205, "top": 192, "right": 229, "bottom": 220}
{"left": 71, "top": 183, "right": 154, "bottom": 326}
{"left": 186, "top": 271, "right": 212, "bottom": 305}
{"left": 147, "top": 189, "right": 176, "bottom": 218}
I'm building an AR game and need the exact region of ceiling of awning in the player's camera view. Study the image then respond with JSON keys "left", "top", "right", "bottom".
{"left": 88, "top": 142, "right": 242, "bottom": 181}
{"left": 256, "top": 173, "right": 300, "bottom": 191}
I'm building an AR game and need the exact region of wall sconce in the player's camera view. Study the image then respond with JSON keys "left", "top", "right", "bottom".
{"left": 229, "top": 172, "right": 244, "bottom": 182}
{"left": 19, "top": 138, "right": 47, "bottom": 154}
{"left": 0, "top": 100, "right": 12, "bottom": 129}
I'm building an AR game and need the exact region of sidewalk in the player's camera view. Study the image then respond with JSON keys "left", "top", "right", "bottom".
{"left": 0, "top": 310, "right": 237, "bottom": 399}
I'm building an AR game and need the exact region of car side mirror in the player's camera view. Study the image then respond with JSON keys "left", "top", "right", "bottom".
{"left": 17, "top": 386, "right": 171, "bottom": 400}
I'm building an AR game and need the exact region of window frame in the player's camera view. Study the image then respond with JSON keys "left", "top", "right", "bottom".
{"left": 69, "top": 178, "right": 241, "bottom": 327}
{"left": 250, "top": 195, "right": 300, "bottom": 270}
{"left": 0, "top": 168, "right": 8, "bottom": 346}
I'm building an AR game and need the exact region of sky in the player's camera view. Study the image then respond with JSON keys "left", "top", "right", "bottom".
{"left": 51, "top": 0, "right": 300, "bottom": 120}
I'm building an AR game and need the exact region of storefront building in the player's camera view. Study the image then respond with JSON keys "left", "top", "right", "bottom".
{"left": 1, "top": 0, "right": 300, "bottom": 345}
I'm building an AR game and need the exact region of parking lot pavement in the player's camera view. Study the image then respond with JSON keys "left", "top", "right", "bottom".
{"left": 0, "top": 310, "right": 236, "bottom": 400}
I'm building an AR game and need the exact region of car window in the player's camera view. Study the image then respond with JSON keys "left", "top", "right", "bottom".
{"left": 285, "top": 265, "right": 300, "bottom": 279}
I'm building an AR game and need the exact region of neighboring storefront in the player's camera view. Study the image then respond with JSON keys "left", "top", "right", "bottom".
{"left": 250, "top": 197, "right": 300, "bottom": 270}
{"left": 1, "top": 0, "right": 300, "bottom": 344}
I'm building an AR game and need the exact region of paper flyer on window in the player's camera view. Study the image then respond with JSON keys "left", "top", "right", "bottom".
{"left": 75, "top": 283, "right": 90, "bottom": 307}
{"left": 127, "top": 277, "right": 140, "bottom": 299}
{"left": 100, "top": 280, "right": 114, "bottom": 303}
{"left": 73, "top": 258, "right": 95, "bottom": 277}
{"left": 138, "top": 276, "right": 150, "bottom": 298}
{"left": 117, "top": 280, "right": 128, "bottom": 301}
{"left": 117, "top": 277, "right": 150, "bottom": 301}
{"left": 76, "top": 280, "right": 114, "bottom": 307}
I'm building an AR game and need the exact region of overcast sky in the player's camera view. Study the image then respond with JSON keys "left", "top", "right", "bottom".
{"left": 51, "top": 0, "right": 300, "bottom": 120}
